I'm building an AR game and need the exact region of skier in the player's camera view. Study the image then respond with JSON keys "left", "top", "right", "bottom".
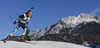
{"left": 5, "top": 10, "right": 32, "bottom": 41}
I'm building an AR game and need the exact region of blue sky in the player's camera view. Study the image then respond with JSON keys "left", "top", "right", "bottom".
{"left": 0, "top": 0, "right": 100, "bottom": 40}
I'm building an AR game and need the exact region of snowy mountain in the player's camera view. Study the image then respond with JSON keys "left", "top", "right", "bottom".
{"left": 29, "top": 13, "right": 100, "bottom": 40}
{"left": 0, "top": 41, "right": 89, "bottom": 48}
{"left": 38, "top": 21, "right": 100, "bottom": 45}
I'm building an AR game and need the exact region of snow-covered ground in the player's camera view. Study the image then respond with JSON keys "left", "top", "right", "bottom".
{"left": 0, "top": 41, "right": 89, "bottom": 48}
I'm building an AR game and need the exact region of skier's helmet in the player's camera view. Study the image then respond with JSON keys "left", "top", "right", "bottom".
{"left": 28, "top": 11, "right": 32, "bottom": 14}
{"left": 27, "top": 11, "right": 32, "bottom": 17}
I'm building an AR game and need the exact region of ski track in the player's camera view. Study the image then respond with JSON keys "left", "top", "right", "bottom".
{"left": 0, "top": 41, "right": 89, "bottom": 48}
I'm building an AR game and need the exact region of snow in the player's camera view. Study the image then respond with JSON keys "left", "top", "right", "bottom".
{"left": 0, "top": 41, "right": 89, "bottom": 48}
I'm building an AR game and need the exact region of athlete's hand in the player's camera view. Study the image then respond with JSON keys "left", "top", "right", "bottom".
{"left": 13, "top": 21, "right": 16, "bottom": 24}
{"left": 26, "top": 22, "right": 28, "bottom": 24}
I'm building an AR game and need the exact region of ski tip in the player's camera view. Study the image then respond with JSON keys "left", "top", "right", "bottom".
{"left": 3, "top": 40, "right": 7, "bottom": 43}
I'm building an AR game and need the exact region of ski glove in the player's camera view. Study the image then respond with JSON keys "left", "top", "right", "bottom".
{"left": 26, "top": 22, "right": 28, "bottom": 24}
{"left": 13, "top": 21, "right": 16, "bottom": 24}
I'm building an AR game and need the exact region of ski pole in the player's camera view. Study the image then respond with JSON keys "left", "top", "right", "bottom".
{"left": 30, "top": 7, "right": 34, "bottom": 10}
{"left": 16, "top": 12, "right": 20, "bottom": 15}
{"left": 29, "top": 7, "right": 34, "bottom": 11}
{"left": 8, "top": 15, "right": 14, "bottom": 22}
{"left": 16, "top": 7, "right": 34, "bottom": 16}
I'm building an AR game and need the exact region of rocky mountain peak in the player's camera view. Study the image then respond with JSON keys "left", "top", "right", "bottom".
{"left": 29, "top": 13, "right": 100, "bottom": 40}
{"left": 59, "top": 13, "right": 99, "bottom": 26}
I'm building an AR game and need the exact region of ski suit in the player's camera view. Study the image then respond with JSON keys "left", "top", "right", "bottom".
{"left": 10, "top": 14, "right": 31, "bottom": 36}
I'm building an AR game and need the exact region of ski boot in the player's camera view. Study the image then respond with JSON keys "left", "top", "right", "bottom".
{"left": 3, "top": 35, "right": 11, "bottom": 43}
{"left": 19, "top": 35, "right": 25, "bottom": 42}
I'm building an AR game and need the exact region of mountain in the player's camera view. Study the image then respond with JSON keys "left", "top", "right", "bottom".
{"left": 37, "top": 21, "right": 100, "bottom": 45}
{"left": 29, "top": 13, "right": 100, "bottom": 40}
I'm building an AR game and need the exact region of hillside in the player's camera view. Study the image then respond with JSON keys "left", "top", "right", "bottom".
{"left": 0, "top": 41, "right": 89, "bottom": 48}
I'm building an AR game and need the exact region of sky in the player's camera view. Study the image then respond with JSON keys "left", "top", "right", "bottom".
{"left": 0, "top": 0, "right": 100, "bottom": 40}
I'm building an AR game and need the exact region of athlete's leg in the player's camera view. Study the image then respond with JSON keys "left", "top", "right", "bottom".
{"left": 9, "top": 25, "right": 19, "bottom": 36}
{"left": 6, "top": 24, "right": 20, "bottom": 40}
{"left": 21, "top": 24, "right": 27, "bottom": 39}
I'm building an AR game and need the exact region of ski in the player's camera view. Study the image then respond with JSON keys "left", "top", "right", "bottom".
{"left": 2, "top": 40, "right": 36, "bottom": 44}
{"left": 1, "top": 39, "right": 7, "bottom": 43}
{"left": 22, "top": 41, "right": 37, "bottom": 44}
{"left": 16, "top": 41, "right": 37, "bottom": 44}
